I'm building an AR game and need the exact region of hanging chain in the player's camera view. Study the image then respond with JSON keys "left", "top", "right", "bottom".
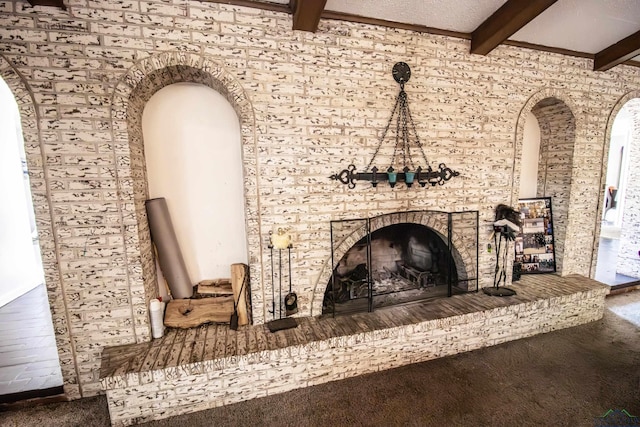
{"left": 399, "top": 91, "right": 406, "bottom": 169}
{"left": 390, "top": 90, "right": 403, "bottom": 170}
{"left": 365, "top": 89, "right": 401, "bottom": 172}
{"left": 400, "top": 90, "right": 417, "bottom": 171}
{"left": 405, "top": 96, "right": 429, "bottom": 167}
{"left": 366, "top": 81, "right": 427, "bottom": 173}
{"left": 333, "top": 62, "right": 460, "bottom": 189}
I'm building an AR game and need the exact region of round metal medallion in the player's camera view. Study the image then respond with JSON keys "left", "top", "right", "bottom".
{"left": 392, "top": 62, "right": 411, "bottom": 83}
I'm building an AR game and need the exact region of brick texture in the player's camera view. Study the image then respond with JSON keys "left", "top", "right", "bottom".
{"left": 101, "top": 282, "right": 607, "bottom": 426}
{"left": 0, "top": 1, "right": 639, "bottom": 397}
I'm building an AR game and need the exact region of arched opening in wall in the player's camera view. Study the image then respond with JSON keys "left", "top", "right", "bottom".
{"left": 141, "top": 82, "right": 248, "bottom": 296}
{"left": 595, "top": 99, "right": 640, "bottom": 286}
{"left": 518, "top": 97, "right": 575, "bottom": 275}
{"left": 0, "top": 77, "right": 63, "bottom": 398}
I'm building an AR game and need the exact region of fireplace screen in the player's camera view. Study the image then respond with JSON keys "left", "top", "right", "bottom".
{"left": 323, "top": 210, "right": 479, "bottom": 316}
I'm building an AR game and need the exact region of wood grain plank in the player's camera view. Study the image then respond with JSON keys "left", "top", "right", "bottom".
{"left": 307, "top": 320, "right": 328, "bottom": 341}
{"left": 190, "top": 324, "right": 208, "bottom": 364}
{"left": 165, "top": 328, "right": 187, "bottom": 368}
{"left": 272, "top": 328, "right": 289, "bottom": 348}
{"left": 264, "top": 325, "right": 280, "bottom": 350}
{"left": 149, "top": 328, "right": 177, "bottom": 371}
{"left": 296, "top": 318, "right": 319, "bottom": 343}
{"left": 202, "top": 325, "right": 218, "bottom": 361}
{"left": 319, "top": 318, "right": 342, "bottom": 339}
{"left": 235, "top": 327, "right": 248, "bottom": 356}
{"left": 164, "top": 297, "right": 234, "bottom": 328}
{"left": 126, "top": 342, "right": 154, "bottom": 374}
{"left": 178, "top": 338, "right": 196, "bottom": 367}
{"left": 245, "top": 325, "right": 259, "bottom": 354}
{"left": 99, "top": 273, "right": 606, "bottom": 378}
{"left": 280, "top": 324, "right": 303, "bottom": 347}
{"left": 213, "top": 326, "right": 227, "bottom": 359}
{"left": 224, "top": 326, "right": 237, "bottom": 357}
{"left": 254, "top": 325, "right": 270, "bottom": 352}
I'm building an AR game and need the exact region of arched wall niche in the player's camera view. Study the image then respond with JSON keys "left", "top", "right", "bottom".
{"left": 311, "top": 211, "right": 477, "bottom": 316}
{"left": 513, "top": 89, "right": 579, "bottom": 276}
{"left": 591, "top": 90, "right": 640, "bottom": 278}
{"left": 0, "top": 55, "right": 79, "bottom": 398}
{"left": 110, "top": 52, "right": 264, "bottom": 331}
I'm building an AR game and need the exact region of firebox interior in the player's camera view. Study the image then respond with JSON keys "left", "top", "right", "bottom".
{"left": 323, "top": 211, "right": 478, "bottom": 316}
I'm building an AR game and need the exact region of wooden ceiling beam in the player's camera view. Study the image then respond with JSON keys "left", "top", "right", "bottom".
{"left": 594, "top": 30, "right": 640, "bottom": 71}
{"left": 27, "top": 0, "right": 66, "bottom": 9}
{"left": 290, "top": 0, "right": 327, "bottom": 33}
{"left": 471, "top": 0, "right": 557, "bottom": 55}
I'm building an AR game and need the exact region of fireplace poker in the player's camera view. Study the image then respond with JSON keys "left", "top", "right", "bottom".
{"left": 279, "top": 247, "right": 283, "bottom": 319}
{"left": 270, "top": 244, "right": 275, "bottom": 320}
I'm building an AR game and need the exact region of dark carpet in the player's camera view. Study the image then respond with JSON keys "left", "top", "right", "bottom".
{"left": 1, "top": 291, "right": 639, "bottom": 427}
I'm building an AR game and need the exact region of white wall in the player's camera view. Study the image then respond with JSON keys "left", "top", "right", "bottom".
{"left": 519, "top": 112, "right": 541, "bottom": 199}
{"left": 604, "top": 106, "right": 632, "bottom": 225}
{"left": 142, "top": 83, "right": 247, "bottom": 288}
{"left": 0, "top": 78, "right": 44, "bottom": 307}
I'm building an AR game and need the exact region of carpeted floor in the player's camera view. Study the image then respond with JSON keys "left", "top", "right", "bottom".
{"left": 1, "top": 290, "right": 639, "bottom": 427}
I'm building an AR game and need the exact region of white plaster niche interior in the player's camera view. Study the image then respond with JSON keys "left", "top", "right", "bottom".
{"left": 141, "top": 82, "right": 248, "bottom": 300}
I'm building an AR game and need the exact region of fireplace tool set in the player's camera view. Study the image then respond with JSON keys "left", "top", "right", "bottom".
{"left": 267, "top": 228, "right": 298, "bottom": 332}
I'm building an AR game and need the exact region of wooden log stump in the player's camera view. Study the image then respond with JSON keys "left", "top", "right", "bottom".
{"left": 197, "top": 279, "right": 233, "bottom": 296}
{"left": 164, "top": 296, "right": 234, "bottom": 328}
{"left": 231, "top": 263, "right": 250, "bottom": 326}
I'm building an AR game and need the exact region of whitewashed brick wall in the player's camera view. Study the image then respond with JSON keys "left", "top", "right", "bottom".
{"left": 0, "top": 0, "right": 639, "bottom": 398}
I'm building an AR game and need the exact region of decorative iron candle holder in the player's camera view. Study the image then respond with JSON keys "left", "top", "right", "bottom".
{"left": 330, "top": 62, "right": 460, "bottom": 189}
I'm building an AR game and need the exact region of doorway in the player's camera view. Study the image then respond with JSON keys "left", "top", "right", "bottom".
{"left": 595, "top": 100, "right": 640, "bottom": 286}
{"left": 0, "top": 77, "right": 63, "bottom": 400}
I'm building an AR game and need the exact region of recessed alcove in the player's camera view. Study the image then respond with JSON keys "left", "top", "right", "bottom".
{"left": 141, "top": 82, "right": 248, "bottom": 294}
{"left": 517, "top": 95, "right": 576, "bottom": 275}
{"left": 112, "top": 57, "right": 262, "bottom": 330}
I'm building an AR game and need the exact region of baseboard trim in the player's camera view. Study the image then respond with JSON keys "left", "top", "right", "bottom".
{"left": 608, "top": 281, "right": 640, "bottom": 296}
{"left": 0, "top": 385, "right": 66, "bottom": 407}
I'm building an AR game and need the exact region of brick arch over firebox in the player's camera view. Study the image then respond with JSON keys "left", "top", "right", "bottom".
{"left": 310, "top": 211, "right": 478, "bottom": 316}
{"left": 0, "top": 55, "right": 79, "bottom": 397}
{"left": 513, "top": 89, "right": 579, "bottom": 275}
{"left": 110, "top": 51, "right": 265, "bottom": 328}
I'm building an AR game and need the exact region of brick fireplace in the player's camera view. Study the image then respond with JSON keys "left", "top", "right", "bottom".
{"left": 100, "top": 275, "right": 608, "bottom": 426}
{"left": 111, "top": 52, "right": 592, "bottom": 333}
{"left": 1, "top": 1, "right": 638, "bottom": 402}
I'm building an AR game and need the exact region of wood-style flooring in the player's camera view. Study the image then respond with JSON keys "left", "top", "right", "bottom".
{"left": 0, "top": 284, "right": 63, "bottom": 397}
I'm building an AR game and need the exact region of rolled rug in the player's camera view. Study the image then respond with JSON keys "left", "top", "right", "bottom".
{"left": 145, "top": 197, "right": 193, "bottom": 299}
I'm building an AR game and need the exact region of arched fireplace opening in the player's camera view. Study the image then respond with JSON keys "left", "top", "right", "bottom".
{"left": 322, "top": 211, "right": 478, "bottom": 316}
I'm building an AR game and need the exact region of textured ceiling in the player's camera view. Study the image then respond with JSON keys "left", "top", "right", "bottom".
{"left": 510, "top": 0, "right": 640, "bottom": 53}
{"left": 262, "top": 0, "right": 640, "bottom": 61}
{"left": 324, "top": 0, "right": 508, "bottom": 33}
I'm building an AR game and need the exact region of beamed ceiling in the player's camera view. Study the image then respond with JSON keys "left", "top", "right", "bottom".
{"left": 28, "top": 0, "right": 640, "bottom": 71}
